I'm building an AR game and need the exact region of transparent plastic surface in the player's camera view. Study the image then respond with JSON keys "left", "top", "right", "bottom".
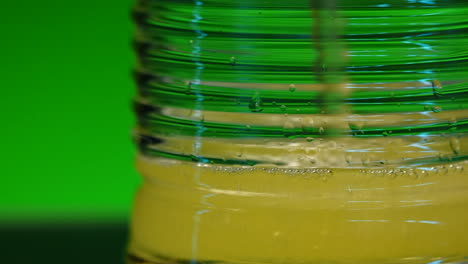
{"left": 129, "top": 0, "right": 468, "bottom": 263}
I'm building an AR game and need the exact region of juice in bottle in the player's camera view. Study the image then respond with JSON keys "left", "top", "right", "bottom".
{"left": 129, "top": 156, "right": 468, "bottom": 264}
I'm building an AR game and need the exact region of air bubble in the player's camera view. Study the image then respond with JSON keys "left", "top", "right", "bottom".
{"left": 432, "top": 80, "right": 443, "bottom": 97}
{"left": 289, "top": 84, "right": 296, "bottom": 92}
{"left": 449, "top": 117, "right": 457, "bottom": 131}
{"left": 229, "top": 56, "right": 237, "bottom": 66}
{"left": 283, "top": 120, "right": 295, "bottom": 130}
{"left": 321, "top": 64, "right": 327, "bottom": 72}
{"left": 249, "top": 93, "right": 264, "bottom": 112}
{"left": 431, "top": 106, "right": 442, "bottom": 113}
{"left": 283, "top": 118, "right": 296, "bottom": 138}
{"left": 185, "top": 81, "right": 193, "bottom": 94}
{"left": 361, "top": 157, "right": 370, "bottom": 166}
{"left": 348, "top": 123, "right": 363, "bottom": 136}
{"left": 345, "top": 154, "right": 353, "bottom": 164}
{"left": 438, "top": 153, "right": 452, "bottom": 162}
{"left": 449, "top": 117, "right": 457, "bottom": 124}
{"left": 450, "top": 137, "right": 460, "bottom": 155}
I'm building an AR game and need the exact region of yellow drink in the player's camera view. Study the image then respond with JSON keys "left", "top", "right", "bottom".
{"left": 129, "top": 156, "right": 468, "bottom": 264}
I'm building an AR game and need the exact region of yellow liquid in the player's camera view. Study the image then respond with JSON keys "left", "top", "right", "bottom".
{"left": 129, "top": 156, "right": 468, "bottom": 264}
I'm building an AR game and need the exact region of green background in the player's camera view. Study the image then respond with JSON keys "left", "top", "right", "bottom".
{"left": 0, "top": 0, "right": 139, "bottom": 222}
{"left": 1, "top": 1, "right": 138, "bottom": 263}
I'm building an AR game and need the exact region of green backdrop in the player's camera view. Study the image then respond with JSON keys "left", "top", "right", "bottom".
{"left": 0, "top": 0, "right": 139, "bottom": 222}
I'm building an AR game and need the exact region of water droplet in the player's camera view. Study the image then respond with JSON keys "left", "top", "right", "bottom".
{"left": 190, "top": 155, "right": 202, "bottom": 162}
{"left": 382, "top": 131, "right": 389, "bottom": 137}
{"left": 449, "top": 117, "right": 457, "bottom": 124}
{"left": 272, "top": 101, "right": 277, "bottom": 106}
{"left": 449, "top": 117, "right": 458, "bottom": 131}
{"left": 406, "top": 169, "right": 416, "bottom": 178}
{"left": 318, "top": 127, "right": 325, "bottom": 135}
{"left": 321, "top": 64, "right": 327, "bottom": 72}
{"left": 283, "top": 117, "right": 296, "bottom": 138}
{"left": 361, "top": 157, "right": 370, "bottom": 166}
{"left": 345, "top": 154, "right": 353, "bottom": 164}
{"left": 432, "top": 80, "right": 443, "bottom": 97}
{"left": 280, "top": 105, "right": 287, "bottom": 112}
{"left": 189, "top": 39, "right": 194, "bottom": 45}
{"left": 420, "top": 170, "right": 428, "bottom": 177}
{"left": 246, "top": 124, "right": 251, "bottom": 130}
{"left": 296, "top": 108, "right": 301, "bottom": 112}
{"left": 289, "top": 84, "right": 296, "bottom": 92}
{"left": 450, "top": 137, "right": 460, "bottom": 155}
{"left": 424, "top": 105, "right": 430, "bottom": 111}
{"left": 348, "top": 123, "right": 363, "bottom": 136}
{"left": 439, "top": 166, "right": 449, "bottom": 175}
{"left": 327, "top": 141, "right": 338, "bottom": 149}
{"left": 431, "top": 106, "right": 442, "bottom": 113}
{"left": 438, "top": 153, "right": 445, "bottom": 161}
{"left": 248, "top": 93, "right": 264, "bottom": 112}
{"left": 185, "top": 81, "right": 193, "bottom": 95}
{"left": 306, "top": 137, "right": 314, "bottom": 142}
{"left": 229, "top": 56, "right": 237, "bottom": 66}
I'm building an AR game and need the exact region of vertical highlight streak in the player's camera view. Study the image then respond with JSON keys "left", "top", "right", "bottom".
{"left": 190, "top": 0, "right": 207, "bottom": 143}
{"left": 190, "top": 209, "right": 210, "bottom": 264}
{"left": 189, "top": 1, "right": 214, "bottom": 264}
